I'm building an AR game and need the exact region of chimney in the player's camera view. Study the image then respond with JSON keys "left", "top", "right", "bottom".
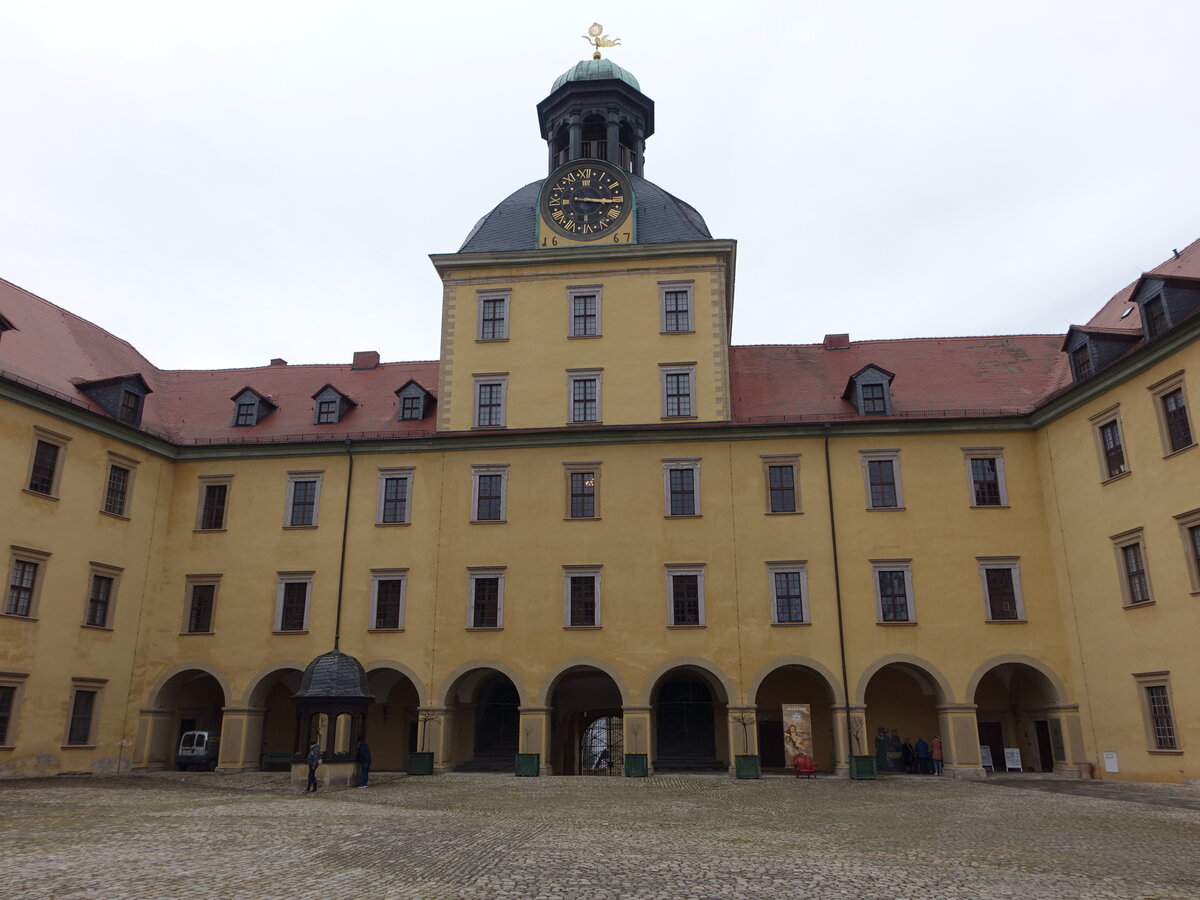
{"left": 270, "top": 358, "right": 287, "bottom": 367}
{"left": 352, "top": 350, "right": 381, "bottom": 370}
{"left": 823, "top": 333, "right": 850, "bottom": 350}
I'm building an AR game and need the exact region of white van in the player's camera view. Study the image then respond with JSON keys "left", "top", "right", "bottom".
{"left": 175, "top": 731, "right": 220, "bottom": 771}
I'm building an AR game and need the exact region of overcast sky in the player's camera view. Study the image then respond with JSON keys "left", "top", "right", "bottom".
{"left": 2, "top": 1, "right": 1198, "bottom": 371}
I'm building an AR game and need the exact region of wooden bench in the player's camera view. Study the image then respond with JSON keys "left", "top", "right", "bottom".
{"left": 260, "top": 751, "right": 294, "bottom": 771}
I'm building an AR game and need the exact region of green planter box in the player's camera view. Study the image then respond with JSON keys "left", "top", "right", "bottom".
{"left": 735, "top": 754, "right": 761, "bottom": 779}
{"left": 624, "top": 753, "right": 648, "bottom": 777}
{"left": 850, "top": 755, "right": 877, "bottom": 780}
{"left": 515, "top": 753, "right": 540, "bottom": 776}
{"left": 408, "top": 751, "right": 434, "bottom": 775}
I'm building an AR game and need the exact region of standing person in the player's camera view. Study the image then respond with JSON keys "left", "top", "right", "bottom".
{"left": 305, "top": 740, "right": 322, "bottom": 793}
{"left": 914, "top": 736, "right": 930, "bottom": 774}
{"left": 888, "top": 729, "right": 903, "bottom": 771}
{"left": 874, "top": 727, "right": 889, "bottom": 771}
{"left": 356, "top": 739, "right": 372, "bottom": 787}
{"left": 902, "top": 737, "right": 916, "bottom": 774}
{"left": 932, "top": 735, "right": 943, "bottom": 776}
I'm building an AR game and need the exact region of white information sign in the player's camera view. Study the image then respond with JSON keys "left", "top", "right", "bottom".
{"left": 1003, "top": 748, "right": 1023, "bottom": 771}
{"left": 979, "top": 745, "right": 994, "bottom": 770}
{"left": 1103, "top": 751, "right": 1119, "bottom": 773}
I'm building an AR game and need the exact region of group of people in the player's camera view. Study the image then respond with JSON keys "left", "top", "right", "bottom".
{"left": 874, "top": 727, "right": 942, "bottom": 775}
{"left": 303, "top": 738, "right": 372, "bottom": 793}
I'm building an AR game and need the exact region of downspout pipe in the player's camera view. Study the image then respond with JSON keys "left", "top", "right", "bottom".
{"left": 824, "top": 423, "right": 854, "bottom": 769}
{"left": 334, "top": 439, "right": 355, "bottom": 650}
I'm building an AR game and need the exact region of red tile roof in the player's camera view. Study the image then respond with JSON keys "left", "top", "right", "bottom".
{"left": 1085, "top": 237, "right": 1200, "bottom": 330}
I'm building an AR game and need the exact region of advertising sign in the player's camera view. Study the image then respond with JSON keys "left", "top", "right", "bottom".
{"left": 781, "top": 704, "right": 813, "bottom": 766}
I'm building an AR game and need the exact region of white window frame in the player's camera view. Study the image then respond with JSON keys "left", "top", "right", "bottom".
{"left": 467, "top": 567, "right": 505, "bottom": 630}
{"left": 182, "top": 574, "right": 221, "bottom": 634}
{"left": 762, "top": 455, "right": 801, "bottom": 514}
{"left": 659, "top": 281, "right": 695, "bottom": 334}
{"left": 25, "top": 426, "right": 71, "bottom": 498}
{"left": 369, "top": 568, "right": 408, "bottom": 631}
{"left": 376, "top": 467, "right": 414, "bottom": 525}
{"left": 566, "top": 369, "right": 603, "bottom": 424}
{"left": 101, "top": 452, "right": 139, "bottom": 519}
{"left": 871, "top": 559, "right": 916, "bottom": 624}
{"left": 1111, "top": 527, "right": 1154, "bottom": 608}
{"left": 563, "top": 566, "right": 602, "bottom": 628}
{"left": 567, "top": 286, "right": 602, "bottom": 338}
{"left": 563, "top": 461, "right": 601, "bottom": 520}
{"left": 660, "top": 364, "right": 696, "bottom": 419}
{"left": 977, "top": 557, "right": 1026, "bottom": 622}
{"left": 1147, "top": 371, "right": 1195, "bottom": 457}
{"left": 1174, "top": 507, "right": 1200, "bottom": 595}
{"left": 1088, "top": 405, "right": 1130, "bottom": 482}
{"left": 768, "top": 562, "right": 809, "bottom": 625}
{"left": 1133, "top": 672, "right": 1181, "bottom": 753}
{"left": 195, "top": 474, "right": 233, "bottom": 531}
{"left": 471, "top": 464, "right": 509, "bottom": 523}
{"left": 663, "top": 458, "right": 701, "bottom": 517}
{"left": 284, "top": 471, "right": 323, "bottom": 528}
{"left": 962, "top": 448, "right": 1008, "bottom": 508}
{"left": 665, "top": 565, "right": 706, "bottom": 627}
{"left": 274, "top": 573, "right": 313, "bottom": 633}
{"left": 472, "top": 374, "right": 508, "bottom": 428}
{"left": 83, "top": 562, "right": 123, "bottom": 630}
{"left": 5, "top": 546, "right": 50, "bottom": 619}
{"left": 860, "top": 449, "right": 904, "bottom": 510}
{"left": 476, "top": 291, "right": 510, "bottom": 341}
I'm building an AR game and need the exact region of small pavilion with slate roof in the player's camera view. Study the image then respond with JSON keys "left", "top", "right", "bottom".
{"left": 292, "top": 649, "right": 374, "bottom": 786}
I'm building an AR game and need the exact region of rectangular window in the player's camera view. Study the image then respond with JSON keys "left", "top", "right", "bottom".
{"left": 569, "top": 290, "right": 600, "bottom": 337}
{"left": 66, "top": 689, "right": 97, "bottom": 746}
{"left": 1099, "top": 419, "right": 1127, "bottom": 478}
{"left": 872, "top": 561, "right": 915, "bottom": 623}
{"left": 377, "top": 468, "right": 414, "bottom": 525}
{"left": 185, "top": 581, "right": 217, "bottom": 634}
{"left": 1071, "top": 345, "right": 1093, "bottom": 380}
{"left": 85, "top": 572, "right": 117, "bottom": 628}
{"left": 565, "top": 570, "right": 601, "bottom": 627}
{"left": 768, "top": 564, "right": 808, "bottom": 624}
{"left": 119, "top": 390, "right": 142, "bottom": 424}
{"left": 370, "top": 571, "right": 407, "bottom": 630}
{"left": 6, "top": 558, "right": 39, "bottom": 617}
{"left": 234, "top": 402, "right": 257, "bottom": 426}
{"left": 666, "top": 568, "right": 705, "bottom": 626}
{"left": 1190, "top": 524, "right": 1200, "bottom": 588}
{"left": 0, "top": 684, "right": 15, "bottom": 745}
{"left": 859, "top": 450, "right": 903, "bottom": 509}
{"left": 468, "top": 570, "right": 504, "bottom": 629}
{"left": 285, "top": 473, "right": 322, "bottom": 527}
{"left": 1162, "top": 388, "right": 1193, "bottom": 453}
{"left": 1143, "top": 296, "right": 1167, "bottom": 339}
{"left": 564, "top": 374, "right": 597, "bottom": 422}
{"left": 1176, "top": 508, "right": 1200, "bottom": 593}
{"left": 477, "top": 294, "right": 509, "bottom": 341}
{"left": 26, "top": 428, "right": 70, "bottom": 497}
{"left": 664, "top": 460, "right": 700, "bottom": 517}
{"left": 563, "top": 462, "right": 600, "bottom": 520}
{"left": 661, "top": 367, "right": 695, "bottom": 418}
{"left": 1134, "top": 673, "right": 1179, "bottom": 753}
{"left": 275, "top": 576, "right": 312, "bottom": 632}
{"left": 1122, "top": 543, "right": 1151, "bottom": 605}
{"left": 767, "top": 463, "right": 797, "bottom": 513}
{"left": 197, "top": 478, "right": 231, "bottom": 531}
{"left": 472, "top": 465, "right": 508, "bottom": 523}
{"left": 660, "top": 283, "right": 694, "bottom": 333}
{"left": 979, "top": 560, "right": 1024, "bottom": 621}
{"left": 316, "top": 400, "right": 339, "bottom": 424}
{"left": 400, "top": 396, "right": 424, "bottom": 421}
{"left": 860, "top": 383, "right": 886, "bottom": 414}
{"left": 473, "top": 376, "right": 508, "bottom": 428}
{"left": 964, "top": 449, "right": 1007, "bottom": 507}
{"left": 103, "top": 464, "right": 131, "bottom": 516}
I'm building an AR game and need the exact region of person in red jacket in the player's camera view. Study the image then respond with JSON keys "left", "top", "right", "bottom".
{"left": 931, "top": 735, "right": 944, "bottom": 775}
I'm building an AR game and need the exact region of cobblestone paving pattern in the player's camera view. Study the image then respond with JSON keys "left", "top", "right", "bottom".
{"left": 1, "top": 772, "right": 1198, "bottom": 899}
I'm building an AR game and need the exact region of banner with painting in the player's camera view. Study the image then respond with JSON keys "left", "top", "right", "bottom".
{"left": 781, "top": 703, "right": 813, "bottom": 766}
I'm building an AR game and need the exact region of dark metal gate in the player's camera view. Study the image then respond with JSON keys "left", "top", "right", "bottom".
{"left": 581, "top": 715, "right": 623, "bottom": 775}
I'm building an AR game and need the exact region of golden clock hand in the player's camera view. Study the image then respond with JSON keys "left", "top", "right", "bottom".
{"left": 565, "top": 196, "right": 620, "bottom": 204}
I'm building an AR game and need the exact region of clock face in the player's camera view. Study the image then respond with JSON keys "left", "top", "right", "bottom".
{"left": 540, "top": 160, "right": 632, "bottom": 241}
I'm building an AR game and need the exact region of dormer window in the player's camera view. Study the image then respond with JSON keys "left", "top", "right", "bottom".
{"left": 311, "top": 385, "right": 354, "bottom": 426}
{"left": 76, "top": 374, "right": 152, "bottom": 427}
{"left": 230, "top": 387, "right": 275, "bottom": 427}
{"left": 119, "top": 390, "right": 142, "bottom": 424}
{"left": 1143, "top": 295, "right": 1167, "bottom": 339}
{"left": 843, "top": 365, "right": 895, "bottom": 417}
{"left": 1071, "top": 345, "right": 1093, "bottom": 381}
{"left": 395, "top": 380, "right": 435, "bottom": 422}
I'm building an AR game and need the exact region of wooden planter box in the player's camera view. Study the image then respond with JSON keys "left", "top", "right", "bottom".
{"left": 850, "top": 755, "right": 877, "bottom": 780}
{"left": 735, "top": 754, "right": 761, "bottom": 779}
{"left": 515, "top": 753, "right": 540, "bottom": 776}
{"left": 407, "top": 751, "right": 434, "bottom": 775}
{"left": 624, "top": 753, "right": 648, "bottom": 777}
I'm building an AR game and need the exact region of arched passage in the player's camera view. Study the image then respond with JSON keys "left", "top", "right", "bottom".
{"left": 245, "top": 666, "right": 304, "bottom": 767}
{"left": 971, "top": 660, "right": 1065, "bottom": 773}
{"left": 546, "top": 665, "right": 624, "bottom": 775}
{"left": 650, "top": 666, "right": 729, "bottom": 772}
{"left": 862, "top": 660, "right": 947, "bottom": 773}
{"left": 445, "top": 668, "right": 522, "bottom": 771}
{"left": 143, "top": 667, "right": 228, "bottom": 767}
{"left": 365, "top": 667, "right": 421, "bottom": 771}
{"left": 753, "top": 664, "right": 837, "bottom": 772}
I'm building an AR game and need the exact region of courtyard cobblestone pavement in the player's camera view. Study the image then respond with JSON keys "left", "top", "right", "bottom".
{"left": 1, "top": 771, "right": 1198, "bottom": 899}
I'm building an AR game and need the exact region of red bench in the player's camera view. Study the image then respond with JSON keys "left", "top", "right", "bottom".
{"left": 792, "top": 754, "right": 817, "bottom": 778}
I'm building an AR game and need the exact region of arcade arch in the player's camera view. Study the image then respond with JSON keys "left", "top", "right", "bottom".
{"left": 752, "top": 663, "right": 838, "bottom": 772}
{"left": 649, "top": 665, "right": 729, "bottom": 772}
{"left": 443, "top": 667, "right": 523, "bottom": 771}
{"left": 970, "top": 659, "right": 1067, "bottom": 773}
{"left": 545, "top": 664, "right": 624, "bottom": 775}
{"left": 365, "top": 666, "right": 422, "bottom": 771}
{"left": 861, "top": 658, "right": 948, "bottom": 773}
{"left": 141, "top": 665, "right": 229, "bottom": 767}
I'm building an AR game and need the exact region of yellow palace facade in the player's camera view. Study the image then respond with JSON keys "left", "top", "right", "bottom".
{"left": 1, "top": 56, "right": 1197, "bottom": 783}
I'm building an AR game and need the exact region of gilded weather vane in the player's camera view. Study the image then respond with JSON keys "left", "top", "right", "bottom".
{"left": 582, "top": 23, "right": 621, "bottom": 60}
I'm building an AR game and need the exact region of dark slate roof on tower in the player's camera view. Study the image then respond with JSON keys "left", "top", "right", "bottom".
{"left": 459, "top": 173, "right": 712, "bottom": 253}
{"left": 294, "top": 649, "right": 373, "bottom": 699}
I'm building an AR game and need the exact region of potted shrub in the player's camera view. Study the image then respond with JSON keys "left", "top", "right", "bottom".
{"left": 624, "top": 721, "right": 648, "bottom": 777}
{"left": 733, "top": 712, "right": 760, "bottom": 779}
{"left": 408, "top": 710, "right": 440, "bottom": 775}
{"left": 515, "top": 724, "right": 540, "bottom": 776}
{"left": 848, "top": 721, "right": 876, "bottom": 780}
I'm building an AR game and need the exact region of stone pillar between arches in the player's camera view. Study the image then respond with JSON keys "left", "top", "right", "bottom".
{"left": 937, "top": 703, "right": 986, "bottom": 779}
{"left": 417, "top": 706, "right": 451, "bottom": 772}
{"left": 519, "top": 706, "right": 552, "bottom": 775}
{"left": 831, "top": 704, "right": 866, "bottom": 778}
{"left": 133, "top": 709, "right": 173, "bottom": 768}
{"left": 622, "top": 705, "right": 652, "bottom": 776}
{"left": 217, "top": 707, "right": 266, "bottom": 772}
{"left": 1046, "top": 704, "right": 1088, "bottom": 777}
